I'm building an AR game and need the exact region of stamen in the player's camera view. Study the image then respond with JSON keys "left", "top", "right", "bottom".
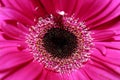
{"left": 26, "top": 13, "right": 93, "bottom": 73}
{"left": 57, "top": 11, "right": 65, "bottom": 16}
{"left": 34, "top": 7, "right": 39, "bottom": 11}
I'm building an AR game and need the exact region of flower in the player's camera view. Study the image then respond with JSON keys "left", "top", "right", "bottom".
{"left": 0, "top": 0, "right": 120, "bottom": 80}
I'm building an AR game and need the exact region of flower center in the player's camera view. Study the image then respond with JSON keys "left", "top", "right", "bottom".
{"left": 43, "top": 28, "right": 77, "bottom": 59}
{"left": 26, "top": 11, "right": 93, "bottom": 73}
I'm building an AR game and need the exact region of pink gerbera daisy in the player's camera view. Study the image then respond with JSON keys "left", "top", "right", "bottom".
{"left": 0, "top": 0, "right": 120, "bottom": 80}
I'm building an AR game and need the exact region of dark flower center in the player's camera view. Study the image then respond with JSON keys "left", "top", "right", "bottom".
{"left": 26, "top": 13, "right": 93, "bottom": 73}
{"left": 43, "top": 28, "right": 77, "bottom": 59}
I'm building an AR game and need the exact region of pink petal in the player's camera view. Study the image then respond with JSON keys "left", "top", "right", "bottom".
{"left": 0, "top": 7, "right": 34, "bottom": 25}
{"left": 1, "top": 0, "right": 35, "bottom": 19}
{"left": 95, "top": 44, "right": 107, "bottom": 56}
{"left": 113, "top": 35, "right": 120, "bottom": 41}
{"left": 37, "top": 68, "right": 49, "bottom": 80}
{"left": 45, "top": 71, "right": 61, "bottom": 80}
{"left": 92, "top": 30, "right": 116, "bottom": 41}
{"left": 91, "top": 19, "right": 120, "bottom": 32}
{"left": 73, "top": 0, "right": 96, "bottom": 19}
{"left": 40, "top": 0, "right": 80, "bottom": 16}
{"left": 0, "top": 41, "right": 20, "bottom": 48}
{"left": 1, "top": 23, "right": 26, "bottom": 40}
{"left": 80, "top": 0, "right": 111, "bottom": 20}
{"left": 5, "top": 62, "right": 43, "bottom": 80}
{"left": 91, "top": 48, "right": 120, "bottom": 66}
{"left": 105, "top": 48, "right": 120, "bottom": 59}
{"left": 16, "top": 22, "right": 29, "bottom": 33}
{"left": 31, "top": 0, "right": 48, "bottom": 18}
{"left": 0, "top": 46, "right": 19, "bottom": 56}
{"left": 91, "top": 56, "right": 120, "bottom": 76}
{"left": 83, "top": 61, "right": 120, "bottom": 80}
{"left": 0, "top": 71, "right": 12, "bottom": 79}
{"left": 0, "top": 40, "right": 27, "bottom": 50}
{"left": 0, "top": 1, "right": 4, "bottom": 7}
{"left": 86, "top": 0, "right": 120, "bottom": 29}
{"left": 40, "top": 0, "right": 56, "bottom": 15}
{"left": 69, "top": 70, "right": 89, "bottom": 80}
{"left": 0, "top": 32, "right": 6, "bottom": 40}
{"left": 0, "top": 51, "right": 33, "bottom": 71}
{"left": 95, "top": 42, "right": 120, "bottom": 50}
{"left": 52, "top": 0, "right": 78, "bottom": 15}
{"left": 58, "top": 73, "right": 72, "bottom": 80}
{"left": 108, "top": 21, "right": 120, "bottom": 31}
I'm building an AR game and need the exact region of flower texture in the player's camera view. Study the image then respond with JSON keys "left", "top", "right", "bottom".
{"left": 0, "top": 0, "right": 120, "bottom": 80}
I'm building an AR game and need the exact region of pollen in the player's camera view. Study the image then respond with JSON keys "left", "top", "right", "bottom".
{"left": 26, "top": 12, "right": 93, "bottom": 73}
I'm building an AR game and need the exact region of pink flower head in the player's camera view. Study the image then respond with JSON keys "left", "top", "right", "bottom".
{"left": 0, "top": 0, "right": 120, "bottom": 80}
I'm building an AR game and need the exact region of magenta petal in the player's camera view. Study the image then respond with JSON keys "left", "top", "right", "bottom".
{"left": 105, "top": 48, "right": 120, "bottom": 59}
{"left": 0, "top": 0, "right": 119, "bottom": 80}
{"left": 30, "top": 0, "right": 48, "bottom": 18}
{"left": 108, "top": 21, "right": 120, "bottom": 31}
{"left": 90, "top": 54, "right": 120, "bottom": 77}
{"left": 113, "top": 36, "right": 120, "bottom": 41}
{"left": 40, "top": 0, "right": 56, "bottom": 14}
{"left": 93, "top": 30, "right": 115, "bottom": 41}
{"left": 91, "top": 18, "right": 120, "bottom": 32}
{"left": 45, "top": 71, "right": 61, "bottom": 80}
{"left": 98, "top": 61, "right": 120, "bottom": 76}
{"left": 2, "top": 0, "right": 35, "bottom": 19}
{"left": 84, "top": 62, "right": 120, "bottom": 80}
{"left": 0, "top": 1, "right": 4, "bottom": 7}
{"left": 56, "top": 70, "right": 89, "bottom": 80}
{"left": 0, "top": 40, "right": 27, "bottom": 50}
{"left": 70, "top": 70, "right": 89, "bottom": 80}
{"left": 0, "top": 32, "right": 6, "bottom": 40}
{"left": 0, "top": 41, "right": 20, "bottom": 48}
{"left": 0, "top": 71, "right": 10, "bottom": 79}
{"left": 0, "top": 7, "right": 34, "bottom": 25}
{"left": 16, "top": 22, "right": 29, "bottom": 33}
{"left": 91, "top": 48, "right": 120, "bottom": 66}
{"left": 0, "top": 47, "right": 19, "bottom": 56}
{"left": 52, "top": 0, "right": 78, "bottom": 15}
{"left": 90, "top": 5, "right": 120, "bottom": 28}
{"left": 95, "top": 44, "right": 107, "bottom": 56}
{"left": 0, "top": 51, "right": 33, "bottom": 71}
{"left": 73, "top": 0, "right": 96, "bottom": 19}
{"left": 86, "top": 0, "right": 120, "bottom": 29}
{"left": 40, "top": 0, "right": 79, "bottom": 16}
{"left": 4, "top": 62, "right": 43, "bottom": 80}
{"left": 37, "top": 68, "right": 48, "bottom": 80}
{"left": 82, "top": 0, "right": 111, "bottom": 20}
{"left": 1, "top": 23, "right": 26, "bottom": 40}
{"left": 95, "top": 42, "right": 120, "bottom": 50}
